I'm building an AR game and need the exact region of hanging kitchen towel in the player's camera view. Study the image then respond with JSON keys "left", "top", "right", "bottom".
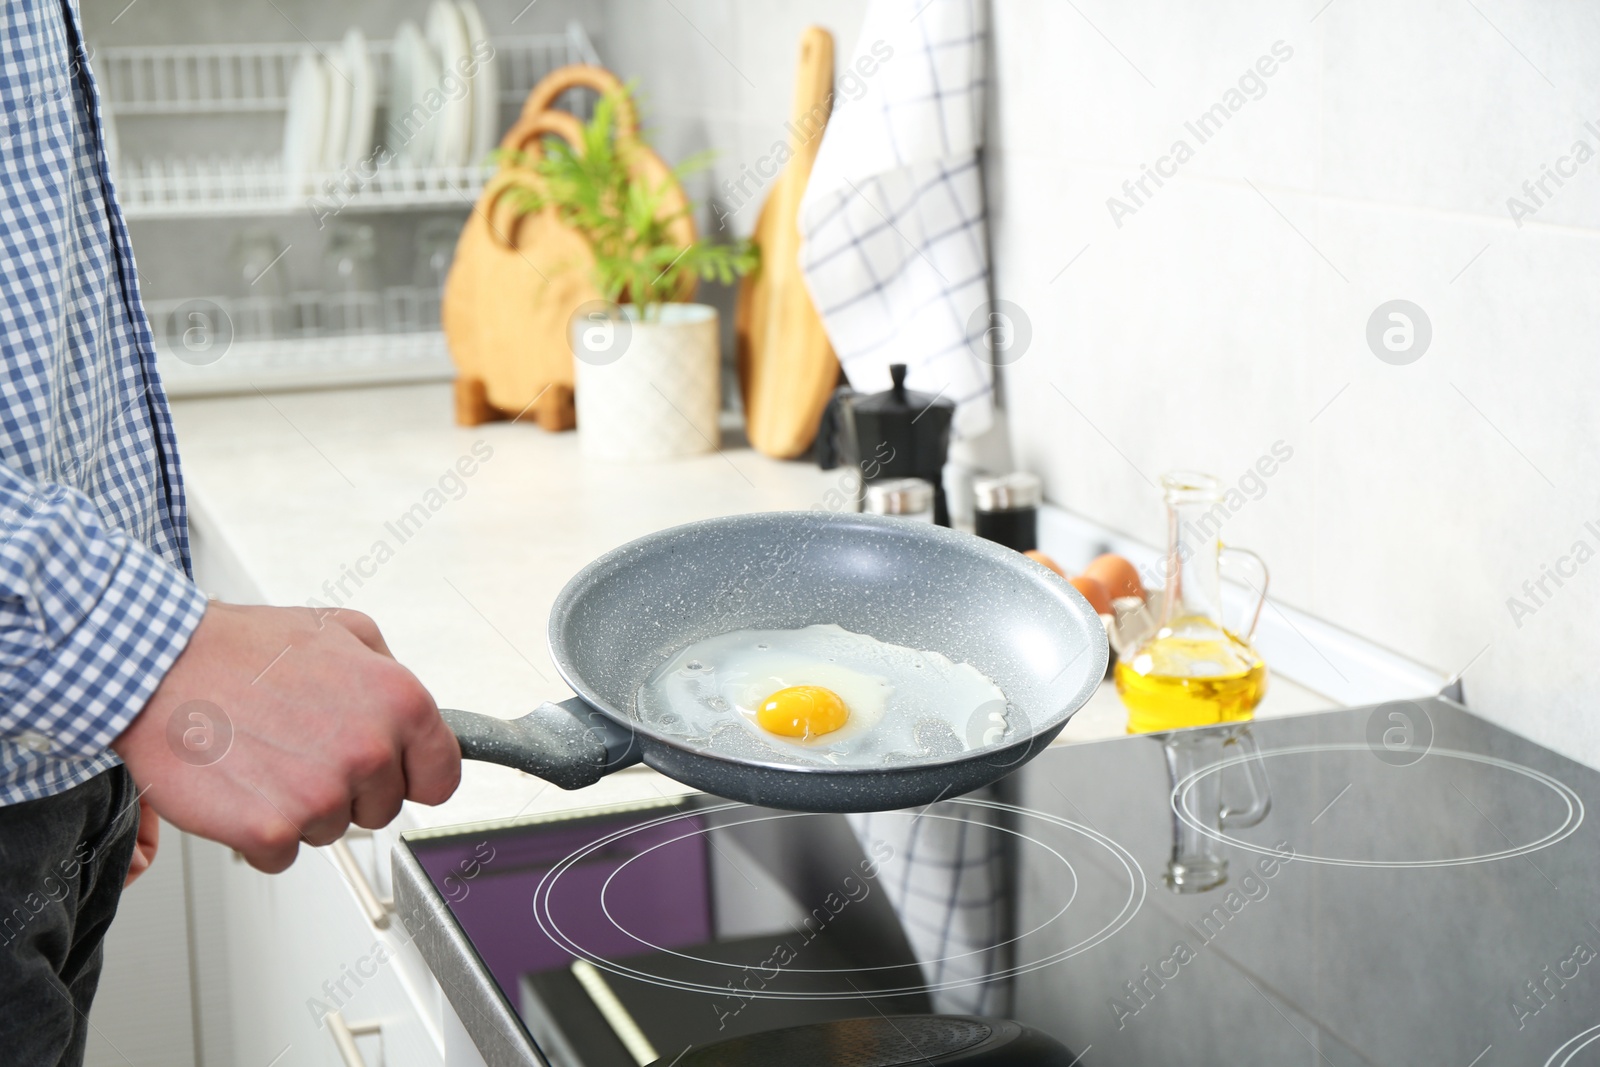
{"left": 847, "top": 796, "right": 1008, "bottom": 1016}
{"left": 799, "top": 0, "right": 994, "bottom": 439}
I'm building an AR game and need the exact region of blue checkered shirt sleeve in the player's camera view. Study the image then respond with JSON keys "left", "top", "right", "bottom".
{"left": 0, "top": 472, "right": 205, "bottom": 760}
{"left": 0, "top": 0, "right": 208, "bottom": 804}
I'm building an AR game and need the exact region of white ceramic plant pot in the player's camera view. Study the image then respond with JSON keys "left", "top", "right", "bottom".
{"left": 571, "top": 303, "right": 721, "bottom": 462}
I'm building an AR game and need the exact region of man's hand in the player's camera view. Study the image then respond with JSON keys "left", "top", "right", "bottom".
{"left": 124, "top": 794, "right": 159, "bottom": 887}
{"left": 111, "top": 602, "right": 461, "bottom": 873}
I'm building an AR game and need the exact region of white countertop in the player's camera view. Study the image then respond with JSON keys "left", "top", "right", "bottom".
{"left": 170, "top": 382, "right": 1333, "bottom": 834}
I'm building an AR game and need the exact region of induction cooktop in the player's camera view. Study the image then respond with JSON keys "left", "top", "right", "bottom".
{"left": 395, "top": 697, "right": 1600, "bottom": 1066}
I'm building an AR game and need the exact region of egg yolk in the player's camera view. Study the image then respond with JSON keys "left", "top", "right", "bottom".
{"left": 758, "top": 686, "right": 850, "bottom": 739}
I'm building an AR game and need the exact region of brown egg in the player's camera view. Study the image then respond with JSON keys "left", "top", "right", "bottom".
{"left": 1069, "top": 574, "right": 1113, "bottom": 616}
{"left": 1084, "top": 553, "right": 1145, "bottom": 602}
{"left": 1023, "top": 549, "right": 1067, "bottom": 578}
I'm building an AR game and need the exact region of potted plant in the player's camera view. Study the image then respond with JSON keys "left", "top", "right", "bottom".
{"left": 501, "top": 86, "right": 755, "bottom": 462}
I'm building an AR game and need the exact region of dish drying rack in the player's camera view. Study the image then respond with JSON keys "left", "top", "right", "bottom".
{"left": 100, "top": 24, "right": 597, "bottom": 219}
{"left": 146, "top": 287, "right": 457, "bottom": 397}
{"left": 99, "top": 23, "right": 599, "bottom": 396}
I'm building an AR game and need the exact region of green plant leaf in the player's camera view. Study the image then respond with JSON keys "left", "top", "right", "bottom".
{"left": 495, "top": 83, "right": 756, "bottom": 313}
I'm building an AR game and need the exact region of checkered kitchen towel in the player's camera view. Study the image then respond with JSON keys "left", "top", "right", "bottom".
{"left": 799, "top": 0, "right": 994, "bottom": 439}
{"left": 848, "top": 794, "right": 1008, "bottom": 1016}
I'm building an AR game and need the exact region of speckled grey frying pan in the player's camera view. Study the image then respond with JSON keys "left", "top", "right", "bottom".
{"left": 441, "top": 511, "right": 1106, "bottom": 813}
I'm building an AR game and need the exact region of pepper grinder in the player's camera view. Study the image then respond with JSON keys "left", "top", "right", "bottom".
{"left": 973, "top": 472, "right": 1042, "bottom": 552}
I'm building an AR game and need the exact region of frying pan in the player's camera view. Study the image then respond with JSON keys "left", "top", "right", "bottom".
{"left": 441, "top": 511, "right": 1106, "bottom": 813}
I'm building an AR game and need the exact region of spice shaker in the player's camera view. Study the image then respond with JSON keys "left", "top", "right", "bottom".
{"left": 863, "top": 478, "right": 936, "bottom": 523}
{"left": 973, "top": 472, "right": 1042, "bottom": 552}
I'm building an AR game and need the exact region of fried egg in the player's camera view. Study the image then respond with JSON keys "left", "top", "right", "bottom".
{"left": 635, "top": 624, "right": 1011, "bottom": 768}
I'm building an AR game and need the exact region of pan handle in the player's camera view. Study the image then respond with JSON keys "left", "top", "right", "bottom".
{"left": 441, "top": 697, "right": 643, "bottom": 791}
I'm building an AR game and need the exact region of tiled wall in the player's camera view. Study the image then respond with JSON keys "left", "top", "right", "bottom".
{"left": 985, "top": 0, "right": 1600, "bottom": 771}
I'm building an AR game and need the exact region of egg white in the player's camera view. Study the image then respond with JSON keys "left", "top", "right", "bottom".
{"left": 635, "top": 624, "right": 1011, "bottom": 768}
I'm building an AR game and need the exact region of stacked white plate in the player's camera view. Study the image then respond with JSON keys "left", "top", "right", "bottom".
{"left": 282, "top": 30, "right": 378, "bottom": 196}
{"left": 284, "top": 6, "right": 499, "bottom": 194}
{"left": 387, "top": 1, "right": 500, "bottom": 169}
{"left": 387, "top": 20, "right": 440, "bottom": 166}
{"left": 282, "top": 50, "right": 327, "bottom": 195}
{"left": 424, "top": 1, "right": 471, "bottom": 166}
{"left": 334, "top": 30, "right": 377, "bottom": 168}
{"left": 457, "top": 1, "right": 499, "bottom": 162}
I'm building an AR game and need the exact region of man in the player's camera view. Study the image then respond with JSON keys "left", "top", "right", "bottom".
{"left": 0, "top": 2, "right": 463, "bottom": 1061}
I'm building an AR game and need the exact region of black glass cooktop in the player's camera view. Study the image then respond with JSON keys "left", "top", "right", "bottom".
{"left": 399, "top": 698, "right": 1600, "bottom": 1066}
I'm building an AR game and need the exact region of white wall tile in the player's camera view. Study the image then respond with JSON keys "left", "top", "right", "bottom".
{"left": 991, "top": 0, "right": 1320, "bottom": 194}
{"left": 598, "top": 0, "right": 745, "bottom": 121}
{"left": 994, "top": 1, "right": 1600, "bottom": 772}
{"left": 1316, "top": 0, "right": 1600, "bottom": 226}
{"left": 1292, "top": 169, "right": 1600, "bottom": 765}
{"left": 732, "top": 0, "right": 870, "bottom": 122}
{"left": 994, "top": 161, "right": 1321, "bottom": 603}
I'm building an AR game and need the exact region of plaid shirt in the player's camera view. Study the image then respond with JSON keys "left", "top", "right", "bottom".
{"left": 0, "top": 0, "right": 207, "bottom": 805}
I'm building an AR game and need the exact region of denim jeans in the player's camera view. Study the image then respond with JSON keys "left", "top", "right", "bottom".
{"left": 0, "top": 766, "right": 139, "bottom": 1066}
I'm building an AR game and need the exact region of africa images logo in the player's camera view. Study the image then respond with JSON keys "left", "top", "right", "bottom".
{"left": 165, "top": 700, "right": 233, "bottom": 766}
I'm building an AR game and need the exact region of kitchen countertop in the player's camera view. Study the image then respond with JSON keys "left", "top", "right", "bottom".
{"left": 170, "top": 382, "right": 1334, "bottom": 832}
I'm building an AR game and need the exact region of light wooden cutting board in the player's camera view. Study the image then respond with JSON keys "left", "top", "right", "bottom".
{"left": 444, "top": 110, "right": 592, "bottom": 430}
{"left": 735, "top": 26, "right": 841, "bottom": 460}
{"left": 444, "top": 66, "right": 697, "bottom": 429}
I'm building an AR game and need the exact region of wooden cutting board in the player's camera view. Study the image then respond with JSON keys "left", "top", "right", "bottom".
{"left": 445, "top": 111, "right": 591, "bottom": 429}
{"left": 736, "top": 27, "right": 841, "bottom": 460}
{"left": 444, "top": 66, "right": 697, "bottom": 428}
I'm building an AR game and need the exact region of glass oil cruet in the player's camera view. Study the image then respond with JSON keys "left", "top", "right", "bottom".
{"left": 1115, "top": 471, "right": 1270, "bottom": 734}
{"left": 1160, "top": 724, "right": 1272, "bottom": 892}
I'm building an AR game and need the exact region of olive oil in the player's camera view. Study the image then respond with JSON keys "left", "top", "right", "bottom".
{"left": 1115, "top": 618, "right": 1267, "bottom": 733}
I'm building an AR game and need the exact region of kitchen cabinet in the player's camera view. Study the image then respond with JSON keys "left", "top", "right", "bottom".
{"left": 183, "top": 544, "right": 456, "bottom": 1067}
{"left": 84, "top": 829, "right": 199, "bottom": 1067}
{"left": 188, "top": 831, "right": 447, "bottom": 1067}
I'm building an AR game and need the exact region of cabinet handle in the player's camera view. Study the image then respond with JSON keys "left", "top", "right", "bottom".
{"left": 326, "top": 1011, "right": 381, "bottom": 1067}
{"left": 328, "top": 838, "right": 393, "bottom": 930}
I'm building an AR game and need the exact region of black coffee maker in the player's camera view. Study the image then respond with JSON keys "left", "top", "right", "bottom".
{"left": 814, "top": 364, "right": 955, "bottom": 526}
